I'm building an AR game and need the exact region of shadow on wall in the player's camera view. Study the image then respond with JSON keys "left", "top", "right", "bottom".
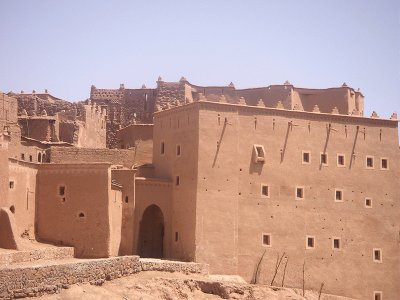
{"left": 0, "top": 207, "right": 22, "bottom": 250}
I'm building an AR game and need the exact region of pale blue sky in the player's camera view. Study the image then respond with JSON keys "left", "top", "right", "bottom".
{"left": 0, "top": 0, "right": 399, "bottom": 118}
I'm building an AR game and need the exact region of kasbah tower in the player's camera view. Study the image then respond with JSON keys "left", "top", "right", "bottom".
{"left": 0, "top": 77, "right": 398, "bottom": 299}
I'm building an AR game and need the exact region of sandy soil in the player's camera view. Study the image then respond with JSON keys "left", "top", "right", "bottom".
{"left": 33, "top": 271, "right": 308, "bottom": 300}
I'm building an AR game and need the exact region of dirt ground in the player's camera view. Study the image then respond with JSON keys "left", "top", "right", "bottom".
{"left": 33, "top": 271, "right": 310, "bottom": 300}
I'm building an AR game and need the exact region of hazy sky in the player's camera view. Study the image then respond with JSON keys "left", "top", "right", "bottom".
{"left": 0, "top": 0, "right": 399, "bottom": 118}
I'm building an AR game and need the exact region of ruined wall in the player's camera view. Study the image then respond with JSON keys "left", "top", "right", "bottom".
{"left": 18, "top": 117, "right": 59, "bottom": 142}
{"left": 0, "top": 92, "right": 18, "bottom": 123}
{"left": 58, "top": 122, "right": 77, "bottom": 144}
{"left": 36, "top": 163, "right": 113, "bottom": 258}
{"left": 74, "top": 104, "right": 106, "bottom": 148}
{"left": 12, "top": 92, "right": 76, "bottom": 116}
{"left": 192, "top": 101, "right": 399, "bottom": 300}
{"left": 155, "top": 80, "right": 186, "bottom": 110}
{"left": 48, "top": 147, "right": 136, "bottom": 168}
{"left": 116, "top": 124, "right": 153, "bottom": 166}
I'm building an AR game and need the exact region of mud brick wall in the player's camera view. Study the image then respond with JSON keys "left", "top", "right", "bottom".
{"left": 0, "top": 256, "right": 141, "bottom": 299}
{"left": 0, "top": 93, "right": 18, "bottom": 122}
{"left": 15, "top": 94, "right": 77, "bottom": 116}
{"left": 155, "top": 81, "right": 186, "bottom": 110}
{"left": 18, "top": 118, "right": 59, "bottom": 142}
{"left": 49, "top": 146, "right": 136, "bottom": 168}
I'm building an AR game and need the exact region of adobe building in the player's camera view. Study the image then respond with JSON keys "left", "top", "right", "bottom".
{"left": 91, "top": 78, "right": 364, "bottom": 148}
{"left": 0, "top": 79, "right": 398, "bottom": 300}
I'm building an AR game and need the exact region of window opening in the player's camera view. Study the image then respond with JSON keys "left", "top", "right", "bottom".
{"left": 296, "top": 187, "right": 304, "bottom": 200}
{"left": 302, "top": 152, "right": 310, "bottom": 164}
{"left": 333, "top": 238, "right": 340, "bottom": 249}
{"left": 261, "top": 185, "right": 269, "bottom": 198}
{"left": 320, "top": 153, "right": 328, "bottom": 165}
{"left": 307, "top": 236, "right": 315, "bottom": 249}
{"left": 335, "top": 189, "right": 343, "bottom": 202}
{"left": 366, "top": 156, "right": 374, "bottom": 168}
{"left": 160, "top": 142, "right": 165, "bottom": 155}
{"left": 262, "top": 234, "right": 271, "bottom": 246}
{"left": 337, "top": 154, "right": 345, "bottom": 166}
{"left": 381, "top": 158, "right": 388, "bottom": 170}
{"left": 59, "top": 186, "right": 65, "bottom": 196}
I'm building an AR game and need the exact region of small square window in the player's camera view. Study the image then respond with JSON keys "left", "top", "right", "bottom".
{"left": 262, "top": 233, "right": 271, "bottom": 246}
{"left": 373, "top": 249, "right": 382, "bottom": 263}
{"left": 175, "top": 232, "right": 179, "bottom": 242}
{"left": 380, "top": 158, "right": 388, "bottom": 170}
{"left": 175, "top": 176, "right": 180, "bottom": 186}
{"left": 176, "top": 145, "right": 181, "bottom": 156}
{"left": 124, "top": 196, "right": 129, "bottom": 203}
{"left": 365, "top": 198, "right": 372, "bottom": 208}
{"left": 366, "top": 156, "right": 374, "bottom": 169}
{"left": 160, "top": 142, "right": 165, "bottom": 155}
{"left": 302, "top": 151, "right": 310, "bottom": 164}
{"left": 9, "top": 181, "right": 14, "bottom": 189}
{"left": 296, "top": 187, "right": 304, "bottom": 200}
{"left": 59, "top": 186, "right": 65, "bottom": 196}
{"left": 306, "top": 236, "right": 315, "bottom": 249}
{"left": 337, "top": 154, "right": 345, "bottom": 167}
{"left": 335, "top": 189, "right": 343, "bottom": 202}
{"left": 320, "top": 153, "right": 328, "bottom": 166}
{"left": 29, "top": 155, "right": 32, "bottom": 162}
{"left": 21, "top": 153, "right": 25, "bottom": 160}
{"left": 374, "top": 291, "right": 382, "bottom": 300}
{"left": 333, "top": 238, "right": 341, "bottom": 249}
{"left": 261, "top": 184, "right": 269, "bottom": 198}
{"left": 252, "top": 144, "right": 265, "bottom": 163}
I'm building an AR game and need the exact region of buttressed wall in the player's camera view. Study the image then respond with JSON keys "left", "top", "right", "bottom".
{"left": 151, "top": 100, "right": 399, "bottom": 300}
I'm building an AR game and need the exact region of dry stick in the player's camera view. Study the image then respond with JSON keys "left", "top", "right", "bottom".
{"left": 252, "top": 249, "right": 266, "bottom": 284}
{"left": 281, "top": 257, "right": 289, "bottom": 287}
{"left": 302, "top": 260, "right": 305, "bottom": 297}
{"left": 318, "top": 282, "right": 324, "bottom": 300}
{"left": 271, "top": 252, "right": 286, "bottom": 286}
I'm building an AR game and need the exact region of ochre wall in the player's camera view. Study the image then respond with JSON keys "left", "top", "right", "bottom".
{"left": 109, "top": 187, "right": 122, "bottom": 256}
{"left": 192, "top": 101, "right": 398, "bottom": 300}
{"left": 111, "top": 169, "right": 136, "bottom": 255}
{"left": 152, "top": 105, "right": 200, "bottom": 262}
{"left": 8, "top": 159, "right": 38, "bottom": 237}
{"left": 36, "top": 163, "right": 112, "bottom": 258}
{"left": 0, "top": 147, "right": 9, "bottom": 208}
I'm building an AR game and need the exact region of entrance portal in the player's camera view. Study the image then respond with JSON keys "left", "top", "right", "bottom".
{"left": 138, "top": 204, "right": 164, "bottom": 258}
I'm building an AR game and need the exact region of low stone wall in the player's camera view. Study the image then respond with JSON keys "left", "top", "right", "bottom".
{"left": 48, "top": 146, "right": 136, "bottom": 168}
{"left": 0, "top": 256, "right": 209, "bottom": 299}
{"left": 140, "top": 258, "right": 209, "bottom": 275}
{"left": 0, "top": 256, "right": 141, "bottom": 299}
{"left": 0, "top": 247, "right": 74, "bottom": 267}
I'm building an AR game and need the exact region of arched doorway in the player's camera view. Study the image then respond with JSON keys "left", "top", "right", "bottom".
{"left": 138, "top": 204, "right": 164, "bottom": 258}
